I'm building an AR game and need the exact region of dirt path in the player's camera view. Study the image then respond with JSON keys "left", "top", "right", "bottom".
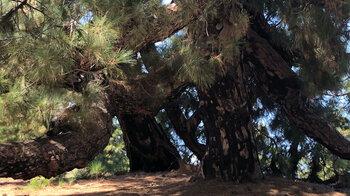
{"left": 1, "top": 171, "right": 349, "bottom": 196}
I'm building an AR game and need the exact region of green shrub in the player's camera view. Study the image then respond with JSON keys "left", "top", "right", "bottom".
{"left": 88, "top": 161, "right": 106, "bottom": 179}
{"left": 26, "top": 176, "right": 53, "bottom": 190}
{"left": 68, "top": 177, "right": 76, "bottom": 185}
{"left": 61, "top": 127, "right": 130, "bottom": 180}
{"left": 57, "top": 177, "right": 66, "bottom": 186}
{"left": 85, "top": 128, "right": 129, "bottom": 178}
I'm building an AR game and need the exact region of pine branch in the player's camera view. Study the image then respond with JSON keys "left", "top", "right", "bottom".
{"left": 245, "top": 27, "right": 350, "bottom": 160}
{"left": 0, "top": 0, "right": 28, "bottom": 26}
{"left": 25, "top": 3, "right": 50, "bottom": 18}
{"left": 117, "top": 1, "right": 222, "bottom": 52}
{"left": 247, "top": 9, "right": 302, "bottom": 66}
{"left": 109, "top": 66, "right": 189, "bottom": 115}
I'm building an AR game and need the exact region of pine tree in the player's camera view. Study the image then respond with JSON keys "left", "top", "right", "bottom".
{"left": 0, "top": 0, "right": 349, "bottom": 182}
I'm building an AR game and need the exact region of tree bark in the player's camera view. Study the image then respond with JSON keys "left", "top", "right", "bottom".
{"left": 179, "top": 3, "right": 263, "bottom": 181}
{"left": 245, "top": 28, "right": 350, "bottom": 160}
{"left": 0, "top": 89, "right": 114, "bottom": 179}
{"left": 198, "top": 64, "right": 262, "bottom": 182}
{"left": 118, "top": 113, "right": 180, "bottom": 172}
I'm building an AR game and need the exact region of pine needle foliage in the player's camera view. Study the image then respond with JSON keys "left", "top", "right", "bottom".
{"left": 0, "top": 0, "right": 136, "bottom": 140}
{"left": 166, "top": 36, "right": 220, "bottom": 88}
{"left": 251, "top": 0, "right": 350, "bottom": 95}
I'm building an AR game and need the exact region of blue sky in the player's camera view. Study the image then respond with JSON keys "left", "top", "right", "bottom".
{"left": 162, "top": 0, "right": 172, "bottom": 5}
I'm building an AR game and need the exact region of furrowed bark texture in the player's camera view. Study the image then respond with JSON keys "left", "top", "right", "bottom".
{"left": 0, "top": 60, "right": 188, "bottom": 179}
{"left": 0, "top": 67, "right": 187, "bottom": 179}
{"left": 245, "top": 28, "right": 350, "bottom": 160}
{"left": 185, "top": 3, "right": 262, "bottom": 181}
{"left": 198, "top": 63, "right": 262, "bottom": 181}
{"left": 0, "top": 90, "right": 114, "bottom": 179}
{"left": 2, "top": 0, "right": 349, "bottom": 181}
{"left": 118, "top": 114, "right": 180, "bottom": 172}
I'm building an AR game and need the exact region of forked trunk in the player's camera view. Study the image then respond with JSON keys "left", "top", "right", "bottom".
{"left": 118, "top": 113, "right": 180, "bottom": 172}
{"left": 165, "top": 101, "right": 205, "bottom": 160}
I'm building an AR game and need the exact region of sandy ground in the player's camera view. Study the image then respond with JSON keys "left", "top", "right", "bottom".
{"left": 1, "top": 171, "right": 349, "bottom": 196}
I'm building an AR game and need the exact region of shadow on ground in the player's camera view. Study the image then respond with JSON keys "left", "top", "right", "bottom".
{"left": 0, "top": 171, "right": 349, "bottom": 196}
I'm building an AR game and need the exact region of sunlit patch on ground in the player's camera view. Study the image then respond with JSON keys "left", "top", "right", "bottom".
{"left": 1, "top": 171, "right": 349, "bottom": 196}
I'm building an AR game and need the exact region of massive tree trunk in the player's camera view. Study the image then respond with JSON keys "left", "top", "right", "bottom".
{"left": 245, "top": 28, "right": 350, "bottom": 160}
{"left": 0, "top": 89, "right": 114, "bottom": 180}
{"left": 198, "top": 63, "right": 262, "bottom": 181}
{"left": 118, "top": 113, "right": 180, "bottom": 172}
{"left": 180, "top": 3, "right": 263, "bottom": 181}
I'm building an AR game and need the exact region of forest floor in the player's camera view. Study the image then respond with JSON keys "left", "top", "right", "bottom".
{"left": 1, "top": 170, "right": 350, "bottom": 196}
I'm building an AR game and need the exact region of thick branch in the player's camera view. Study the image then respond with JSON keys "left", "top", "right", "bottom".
{"left": 165, "top": 101, "right": 205, "bottom": 160}
{"left": 247, "top": 10, "right": 302, "bottom": 66}
{"left": 245, "top": 28, "right": 350, "bottom": 160}
{"left": 116, "top": 3, "right": 195, "bottom": 52}
{"left": 139, "top": 44, "right": 205, "bottom": 158}
{"left": 139, "top": 44, "right": 205, "bottom": 157}
{"left": 117, "top": 1, "right": 220, "bottom": 52}
{"left": 110, "top": 43, "right": 189, "bottom": 115}
{"left": 110, "top": 67, "right": 188, "bottom": 115}
{"left": 0, "top": 87, "right": 114, "bottom": 179}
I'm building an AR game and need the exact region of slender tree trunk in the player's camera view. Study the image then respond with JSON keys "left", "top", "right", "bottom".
{"left": 198, "top": 63, "right": 262, "bottom": 182}
{"left": 270, "top": 158, "right": 282, "bottom": 176}
{"left": 308, "top": 155, "right": 322, "bottom": 183}
{"left": 289, "top": 141, "right": 301, "bottom": 179}
{"left": 118, "top": 113, "right": 180, "bottom": 172}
